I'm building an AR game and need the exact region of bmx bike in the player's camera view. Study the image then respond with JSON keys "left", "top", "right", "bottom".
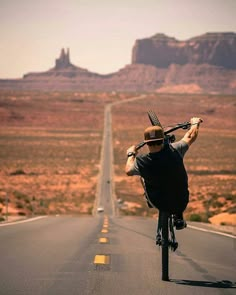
{"left": 136, "top": 110, "right": 196, "bottom": 281}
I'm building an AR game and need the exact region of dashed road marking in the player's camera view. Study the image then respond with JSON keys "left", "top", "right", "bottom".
{"left": 101, "top": 228, "right": 108, "bottom": 233}
{"left": 94, "top": 255, "right": 110, "bottom": 264}
{"left": 94, "top": 217, "right": 111, "bottom": 268}
{"left": 99, "top": 237, "right": 109, "bottom": 244}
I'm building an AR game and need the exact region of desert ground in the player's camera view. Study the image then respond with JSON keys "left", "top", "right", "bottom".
{"left": 0, "top": 91, "right": 235, "bottom": 225}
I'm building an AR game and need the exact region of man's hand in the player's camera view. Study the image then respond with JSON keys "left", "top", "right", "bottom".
{"left": 125, "top": 145, "right": 138, "bottom": 175}
{"left": 190, "top": 117, "right": 202, "bottom": 127}
{"left": 182, "top": 117, "right": 202, "bottom": 146}
{"left": 126, "top": 145, "right": 138, "bottom": 156}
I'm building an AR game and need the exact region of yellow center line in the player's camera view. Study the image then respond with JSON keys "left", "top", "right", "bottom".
{"left": 101, "top": 228, "right": 108, "bottom": 233}
{"left": 94, "top": 255, "right": 110, "bottom": 264}
{"left": 99, "top": 237, "right": 109, "bottom": 244}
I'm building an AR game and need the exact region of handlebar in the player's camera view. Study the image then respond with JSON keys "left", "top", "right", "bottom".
{"left": 135, "top": 120, "right": 202, "bottom": 150}
{"left": 164, "top": 121, "right": 191, "bottom": 135}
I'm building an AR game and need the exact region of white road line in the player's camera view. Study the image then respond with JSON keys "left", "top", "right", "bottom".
{"left": 188, "top": 224, "right": 236, "bottom": 239}
{"left": 0, "top": 216, "right": 47, "bottom": 227}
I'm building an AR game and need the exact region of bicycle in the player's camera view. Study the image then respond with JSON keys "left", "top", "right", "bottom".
{"left": 135, "top": 110, "right": 198, "bottom": 281}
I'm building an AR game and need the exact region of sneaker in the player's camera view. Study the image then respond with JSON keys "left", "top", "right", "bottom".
{"left": 174, "top": 218, "right": 187, "bottom": 230}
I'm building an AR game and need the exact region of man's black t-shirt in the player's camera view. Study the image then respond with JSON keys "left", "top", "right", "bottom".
{"left": 135, "top": 142, "right": 189, "bottom": 213}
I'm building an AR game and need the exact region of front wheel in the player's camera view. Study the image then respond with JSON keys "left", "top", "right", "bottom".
{"left": 147, "top": 110, "right": 163, "bottom": 127}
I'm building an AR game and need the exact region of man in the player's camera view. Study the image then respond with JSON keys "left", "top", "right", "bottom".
{"left": 125, "top": 117, "right": 202, "bottom": 230}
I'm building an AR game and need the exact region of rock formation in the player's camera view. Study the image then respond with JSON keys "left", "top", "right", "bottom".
{"left": 0, "top": 33, "right": 236, "bottom": 94}
{"left": 55, "top": 48, "right": 72, "bottom": 69}
{"left": 132, "top": 32, "right": 236, "bottom": 69}
{"left": 23, "top": 48, "right": 100, "bottom": 79}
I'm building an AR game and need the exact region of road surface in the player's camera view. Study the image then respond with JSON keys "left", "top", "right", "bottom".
{"left": 1, "top": 96, "right": 235, "bottom": 294}
{"left": 0, "top": 216, "right": 235, "bottom": 294}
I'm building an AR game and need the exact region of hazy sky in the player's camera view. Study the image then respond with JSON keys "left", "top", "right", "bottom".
{"left": 1, "top": 0, "right": 235, "bottom": 78}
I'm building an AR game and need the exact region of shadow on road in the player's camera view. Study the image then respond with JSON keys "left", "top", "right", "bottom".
{"left": 172, "top": 279, "right": 236, "bottom": 289}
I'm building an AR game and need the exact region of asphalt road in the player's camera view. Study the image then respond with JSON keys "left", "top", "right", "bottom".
{"left": 96, "top": 104, "right": 114, "bottom": 216}
{"left": 1, "top": 97, "right": 235, "bottom": 294}
{"left": 0, "top": 216, "right": 235, "bottom": 295}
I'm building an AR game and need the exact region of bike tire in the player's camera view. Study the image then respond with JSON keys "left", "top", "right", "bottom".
{"left": 147, "top": 110, "right": 163, "bottom": 127}
{"left": 161, "top": 212, "right": 169, "bottom": 281}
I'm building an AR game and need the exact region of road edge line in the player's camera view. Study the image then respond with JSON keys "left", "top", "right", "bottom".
{"left": 0, "top": 216, "right": 47, "bottom": 227}
{"left": 187, "top": 224, "right": 236, "bottom": 239}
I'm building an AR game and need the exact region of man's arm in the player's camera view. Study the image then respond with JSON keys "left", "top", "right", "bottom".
{"left": 181, "top": 117, "right": 202, "bottom": 147}
{"left": 125, "top": 145, "right": 138, "bottom": 176}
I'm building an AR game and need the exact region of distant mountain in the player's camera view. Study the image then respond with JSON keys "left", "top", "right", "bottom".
{"left": 0, "top": 32, "right": 236, "bottom": 94}
{"left": 132, "top": 32, "right": 236, "bottom": 69}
